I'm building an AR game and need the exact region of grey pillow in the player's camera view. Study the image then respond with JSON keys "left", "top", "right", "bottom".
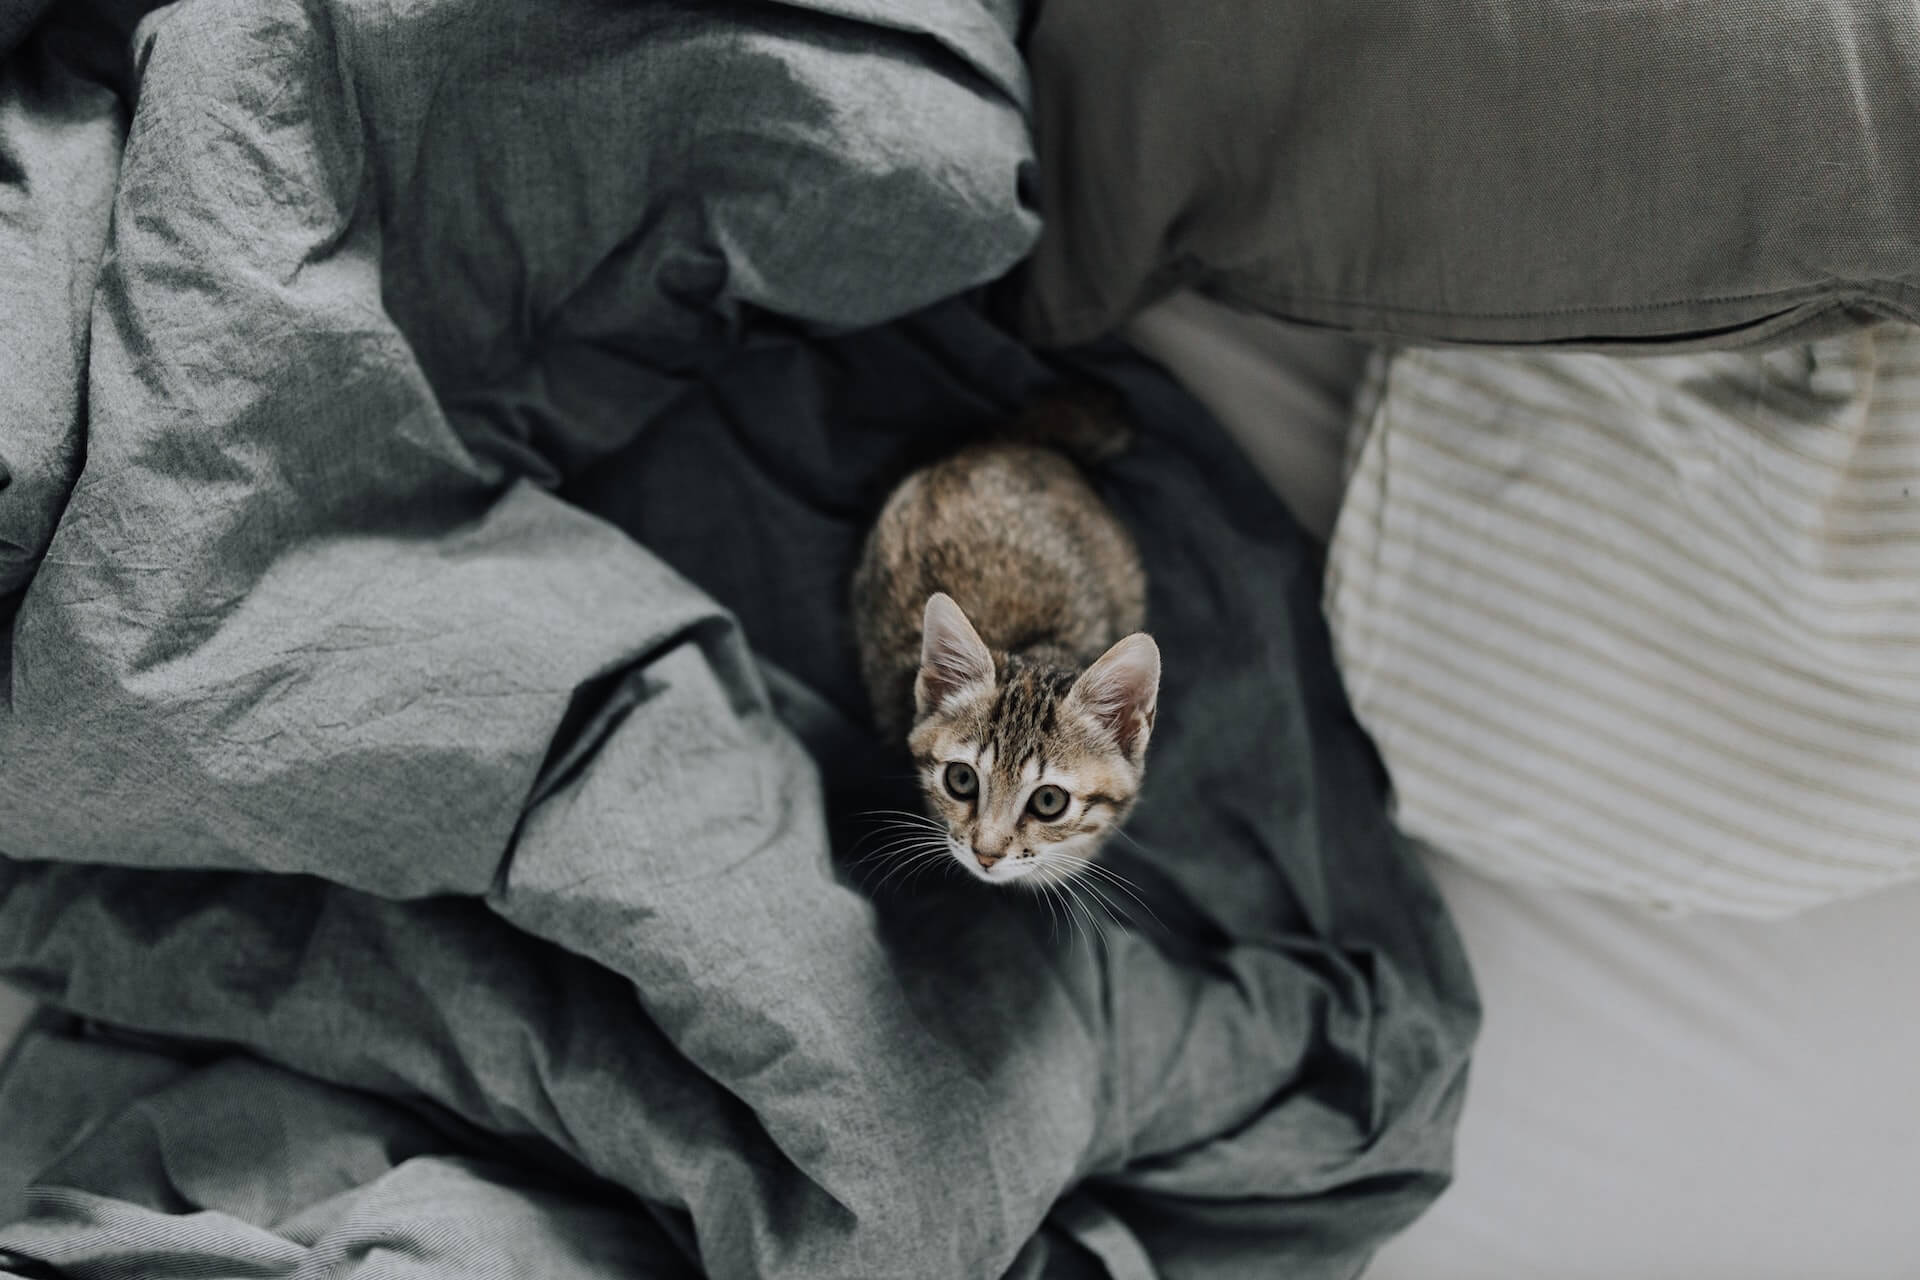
{"left": 1012, "top": 2, "right": 1920, "bottom": 349}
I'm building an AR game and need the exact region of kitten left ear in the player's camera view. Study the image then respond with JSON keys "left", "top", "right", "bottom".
{"left": 1070, "top": 633, "right": 1160, "bottom": 762}
{"left": 915, "top": 593, "right": 996, "bottom": 718}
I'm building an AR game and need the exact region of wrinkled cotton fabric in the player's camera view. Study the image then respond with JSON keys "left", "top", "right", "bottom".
{"left": 0, "top": 5, "right": 1475, "bottom": 1277}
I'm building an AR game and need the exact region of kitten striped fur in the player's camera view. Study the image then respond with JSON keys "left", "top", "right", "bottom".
{"left": 851, "top": 388, "right": 1159, "bottom": 887}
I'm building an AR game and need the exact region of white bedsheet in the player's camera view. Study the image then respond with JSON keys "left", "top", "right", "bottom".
{"left": 1126, "top": 291, "right": 1920, "bottom": 1280}
{"left": 1370, "top": 852, "right": 1920, "bottom": 1279}
{"left": 1123, "top": 290, "right": 1363, "bottom": 542}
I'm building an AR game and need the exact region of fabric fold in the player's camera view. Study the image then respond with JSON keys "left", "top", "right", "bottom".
{"left": 0, "top": 2, "right": 1473, "bottom": 1276}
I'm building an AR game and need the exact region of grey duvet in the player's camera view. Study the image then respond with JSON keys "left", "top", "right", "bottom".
{"left": 0, "top": 2, "right": 1476, "bottom": 1276}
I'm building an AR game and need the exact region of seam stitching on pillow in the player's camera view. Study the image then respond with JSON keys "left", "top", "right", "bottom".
{"left": 1225, "top": 281, "right": 1920, "bottom": 322}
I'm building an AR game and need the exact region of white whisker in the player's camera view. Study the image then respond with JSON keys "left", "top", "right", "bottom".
{"left": 849, "top": 833, "right": 942, "bottom": 867}
{"left": 1050, "top": 852, "right": 1165, "bottom": 930}
{"left": 856, "top": 808, "right": 947, "bottom": 827}
{"left": 1051, "top": 882, "right": 1085, "bottom": 957}
{"left": 1111, "top": 827, "right": 1166, "bottom": 862}
{"left": 1038, "top": 880, "right": 1062, "bottom": 942}
{"left": 905, "top": 852, "right": 958, "bottom": 889}
{"left": 870, "top": 842, "right": 957, "bottom": 895}
{"left": 1058, "top": 881, "right": 1109, "bottom": 961}
{"left": 1071, "top": 875, "right": 1130, "bottom": 928}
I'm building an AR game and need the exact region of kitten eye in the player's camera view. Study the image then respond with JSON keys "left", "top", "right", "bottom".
{"left": 1028, "top": 784, "right": 1069, "bottom": 820}
{"left": 943, "top": 762, "right": 978, "bottom": 800}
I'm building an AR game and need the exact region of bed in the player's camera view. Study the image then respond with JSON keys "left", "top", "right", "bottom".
{"left": 11, "top": 295, "right": 1919, "bottom": 1277}
{"left": 1127, "top": 292, "right": 1920, "bottom": 1279}
{"left": 3, "top": 1, "right": 1917, "bottom": 1277}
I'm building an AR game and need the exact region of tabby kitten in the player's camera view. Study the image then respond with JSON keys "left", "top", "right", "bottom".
{"left": 850, "top": 392, "right": 1159, "bottom": 887}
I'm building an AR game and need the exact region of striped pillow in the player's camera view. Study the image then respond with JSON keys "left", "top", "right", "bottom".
{"left": 1325, "top": 328, "right": 1920, "bottom": 917}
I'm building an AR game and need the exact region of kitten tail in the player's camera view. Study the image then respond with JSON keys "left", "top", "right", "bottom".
{"left": 994, "top": 382, "right": 1135, "bottom": 465}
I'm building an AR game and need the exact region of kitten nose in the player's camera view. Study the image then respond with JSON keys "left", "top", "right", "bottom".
{"left": 972, "top": 845, "right": 1006, "bottom": 869}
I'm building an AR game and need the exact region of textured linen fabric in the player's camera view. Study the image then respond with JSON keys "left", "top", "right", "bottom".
{"left": 0, "top": 0, "right": 1039, "bottom": 897}
{"left": 0, "top": 5, "right": 1479, "bottom": 1271}
{"left": 0, "top": 1040, "right": 699, "bottom": 1279}
{"left": 1326, "top": 327, "right": 1920, "bottom": 917}
{"left": 0, "top": 989, "right": 31, "bottom": 1068}
{"left": 1013, "top": 1, "right": 1920, "bottom": 349}
{"left": 0, "top": 307, "right": 1480, "bottom": 1279}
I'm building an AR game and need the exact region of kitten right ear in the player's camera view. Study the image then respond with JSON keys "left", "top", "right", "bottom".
{"left": 915, "top": 593, "right": 995, "bottom": 717}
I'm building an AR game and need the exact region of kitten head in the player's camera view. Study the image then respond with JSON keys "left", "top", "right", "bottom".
{"left": 907, "top": 593, "right": 1159, "bottom": 887}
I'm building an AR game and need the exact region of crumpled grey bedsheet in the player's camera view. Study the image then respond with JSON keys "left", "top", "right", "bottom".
{"left": 0, "top": 2, "right": 1477, "bottom": 1277}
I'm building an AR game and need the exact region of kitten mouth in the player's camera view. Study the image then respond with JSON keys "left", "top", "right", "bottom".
{"left": 951, "top": 842, "right": 1038, "bottom": 884}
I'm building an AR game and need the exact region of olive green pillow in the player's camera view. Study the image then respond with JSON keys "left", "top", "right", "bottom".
{"left": 1013, "top": 1, "right": 1920, "bottom": 349}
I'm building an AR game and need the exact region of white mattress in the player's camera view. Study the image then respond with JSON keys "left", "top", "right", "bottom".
{"left": 1372, "top": 851, "right": 1920, "bottom": 1278}
{"left": 1126, "top": 291, "right": 1920, "bottom": 1279}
